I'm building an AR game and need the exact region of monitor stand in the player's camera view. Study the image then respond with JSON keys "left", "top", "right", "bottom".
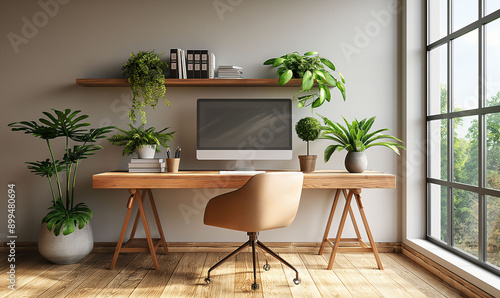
{"left": 234, "top": 160, "right": 255, "bottom": 171}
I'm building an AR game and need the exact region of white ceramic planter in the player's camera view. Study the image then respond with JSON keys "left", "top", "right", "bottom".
{"left": 136, "top": 144, "right": 156, "bottom": 159}
{"left": 344, "top": 151, "right": 368, "bottom": 173}
{"left": 38, "top": 222, "right": 93, "bottom": 264}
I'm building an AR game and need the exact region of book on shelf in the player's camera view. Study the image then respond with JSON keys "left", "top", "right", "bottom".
{"left": 194, "top": 50, "right": 201, "bottom": 78}
{"left": 218, "top": 65, "right": 243, "bottom": 70}
{"left": 180, "top": 49, "right": 187, "bottom": 79}
{"left": 187, "top": 50, "right": 194, "bottom": 78}
{"left": 170, "top": 49, "right": 178, "bottom": 78}
{"left": 201, "top": 50, "right": 209, "bottom": 79}
{"left": 209, "top": 52, "right": 215, "bottom": 78}
{"left": 217, "top": 65, "right": 243, "bottom": 78}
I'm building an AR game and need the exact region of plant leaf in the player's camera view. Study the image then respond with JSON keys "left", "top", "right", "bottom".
{"left": 263, "top": 58, "right": 276, "bottom": 65}
{"left": 322, "top": 72, "right": 337, "bottom": 86}
{"left": 62, "top": 218, "right": 76, "bottom": 235}
{"left": 339, "top": 72, "right": 346, "bottom": 83}
{"left": 320, "top": 58, "right": 336, "bottom": 71}
{"left": 273, "top": 57, "right": 285, "bottom": 67}
{"left": 279, "top": 69, "right": 293, "bottom": 86}
{"left": 301, "top": 70, "right": 314, "bottom": 91}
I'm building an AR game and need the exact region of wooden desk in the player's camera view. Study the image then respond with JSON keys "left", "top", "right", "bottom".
{"left": 93, "top": 170, "right": 395, "bottom": 270}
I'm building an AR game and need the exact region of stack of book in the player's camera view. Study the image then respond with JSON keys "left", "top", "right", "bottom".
{"left": 170, "top": 49, "right": 215, "bottom": 79}
{"left": 128, "top": 158, "right": 165, "bottom": 173}
{"left": 217, "top": 66, "right": 243, "bottom": 78}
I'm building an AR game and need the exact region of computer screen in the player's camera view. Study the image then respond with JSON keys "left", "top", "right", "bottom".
{"left": 197, "top": 98, "right": 292, "bottom": 166}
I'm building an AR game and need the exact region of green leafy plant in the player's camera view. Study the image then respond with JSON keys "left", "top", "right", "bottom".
{"left": 8, "top": 109, "right": 114, "bottom": 236}
{"left": 319, "top": 115, "right": 405, "bottom": 162}
{"left": 122, "top": 50, "right": 169, "bottom": 124}
{"left": 295, "top": 117, "right": 321, "bottom": 155}
{"left": 263, "top": 51, "right": 346, "bottom": 110}
{"left": 108, "top": 123, "right": 175, "bottom": 156}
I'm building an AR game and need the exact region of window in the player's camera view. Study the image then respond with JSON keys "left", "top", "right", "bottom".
{"left": 427, "top": 1, "right": 500, "bottom": 274}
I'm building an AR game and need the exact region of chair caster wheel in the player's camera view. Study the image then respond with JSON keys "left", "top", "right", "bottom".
{"left": 293, "top": 277, "right": 301, "bottom": 285}
{"left": 251, "top": 283, "right": 259, "bottom": 291}
{"left": 204, "top": 278, "right": 211, "bottom": 285}
{"left": 263, "top": 264, "right": 271, "bottom": 271}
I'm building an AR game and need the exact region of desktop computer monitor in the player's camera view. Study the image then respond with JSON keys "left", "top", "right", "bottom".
{"left": 197, "top": 98, "right": 292, "bottom": 170}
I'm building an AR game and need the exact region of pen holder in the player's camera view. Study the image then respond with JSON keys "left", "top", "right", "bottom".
{"left": 166, "top": 158, "right": 180, "bottom": 173}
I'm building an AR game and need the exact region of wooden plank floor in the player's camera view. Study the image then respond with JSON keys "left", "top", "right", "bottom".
{"left": 0, "top": 251, "right": 467, "bottom": 297}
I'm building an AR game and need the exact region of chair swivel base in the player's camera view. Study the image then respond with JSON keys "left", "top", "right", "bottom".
{"left": 204, "top": 232, "right": 301, "bottom": 291}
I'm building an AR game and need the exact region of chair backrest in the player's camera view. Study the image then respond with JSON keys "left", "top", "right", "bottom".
{"left": 204, "top": 172, "right": 304, "bottom": 232}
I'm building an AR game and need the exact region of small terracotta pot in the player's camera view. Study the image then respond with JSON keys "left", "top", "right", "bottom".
{"left": 298, "top": 155, "right": 317, "bottom": 173}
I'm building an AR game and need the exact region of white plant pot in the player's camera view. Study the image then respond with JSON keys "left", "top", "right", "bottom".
{"left": 38, "top": 222, "right": 93, "bottom": 264}
{"left": 136, "top": 145, "right": 156, "bottom": 159}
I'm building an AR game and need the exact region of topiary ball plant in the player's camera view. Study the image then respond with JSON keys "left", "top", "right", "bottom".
{"left": 122, "top": 50, "right": 169, "bottom": 124}
{"left": 295, "top": 117, "right": 321, "bottom": 155}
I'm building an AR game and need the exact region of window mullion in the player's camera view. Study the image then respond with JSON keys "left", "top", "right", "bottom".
{"left": 447, "top": 20, "right": 453, "bottom": 246}
{"left": 478, "top": 0, "right": 487, "bottom": 262}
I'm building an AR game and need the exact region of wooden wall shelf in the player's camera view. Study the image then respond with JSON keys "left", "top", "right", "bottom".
{"left": 75, "top": 78, "right": 303, "bottom": 87}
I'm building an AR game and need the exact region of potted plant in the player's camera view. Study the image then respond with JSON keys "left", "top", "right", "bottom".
{"left": 8, "top": 109, "right": 114, "bottom": 264}
{"left": 319, "top": 115, "right": 405, "bottom": 173}
{"left": 263, "top": 51, "right": 346, "bottom": 110}
{"left": 122, "top": 50, "right": 169, "bottom": 124}
{"left": 295, "top": 117, "right": 321, "bottom": 172}
{"left": 108, "top": 123, "right": 175, "bottom": 158}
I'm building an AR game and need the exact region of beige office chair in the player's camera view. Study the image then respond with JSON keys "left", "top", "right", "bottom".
{"left": 203, "top": 172, "right": 304, "bottom": 291}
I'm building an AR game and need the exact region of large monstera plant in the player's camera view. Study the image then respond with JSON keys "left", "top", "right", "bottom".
{"left": 8, "top": 109, "right": 114, "bottom": 236}
{"left": 264, "top": 51, "right": 346, "bottom": 110}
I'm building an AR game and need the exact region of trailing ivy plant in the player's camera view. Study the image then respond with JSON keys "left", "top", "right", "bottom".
{"left": 8, "top": 109, "right": 114, "bottom": 236}
{"left": 263, "top": 51, "right": 346, "bottom": 110}
{"left": 108, "top": 123, "right": 175, "bottom": 156}
{"left": 122, "top": 50, "right": 169, "bottom": 124}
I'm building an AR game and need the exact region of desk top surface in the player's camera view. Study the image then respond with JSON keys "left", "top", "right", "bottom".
{"left": 93, "top": 170, "right": 396, "bottom": 190}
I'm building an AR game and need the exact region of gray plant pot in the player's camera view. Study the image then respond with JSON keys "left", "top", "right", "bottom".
{"left": 136, "top": 144, "right": 156, "bottom": 159}
{"left": 38, "top": 222, "right": 93, "bottom": 264}
{"left": 344, "top": 151, "right": 368, "bottom": 173}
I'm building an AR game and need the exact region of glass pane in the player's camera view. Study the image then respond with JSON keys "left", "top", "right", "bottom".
{"left": 453, "top": 189, "right": 478, "bottom": 258}
{"left": 428, "top": 119, "right": 448, "bottom": 180}
{"left": 486, "top": 195, "right": 500, "bottom": 267}
{"left": 486, "top": 19, "right": 500, "bottom": 107}
{"left": 486, "top": 0, "right": 500, "bottom": 15}
{"left": 429, "top": 184, "right": 448, "bottom": 242}
{"left": 486, "top": 113, "right": 500, "bottom": 189}
{"left": 453, "top": 116, "right": 478, "bottom": 185}
{"left": 453, "top": 30, "right": 478, "bottom": 111}
{"left": 429, "top": 0, "right": 448, "bottom": 44}
{"left": 428, "top": 45, "right": 448, "bottom": 115}
{"left": 452, "top": 0, "right": 478, "bottom": 31}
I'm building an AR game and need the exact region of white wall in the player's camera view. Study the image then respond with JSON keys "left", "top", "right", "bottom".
{"left": 0, "top": 0, "right": 403, "bottom": 243}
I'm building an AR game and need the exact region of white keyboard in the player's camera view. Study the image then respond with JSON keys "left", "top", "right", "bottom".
{"left": 219, "top": 171, "right": 266, "bottom": 175}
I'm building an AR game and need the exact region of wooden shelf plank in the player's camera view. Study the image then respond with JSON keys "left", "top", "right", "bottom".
{"left": 75, "top": 78, "right": 303, "bottom": 87}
